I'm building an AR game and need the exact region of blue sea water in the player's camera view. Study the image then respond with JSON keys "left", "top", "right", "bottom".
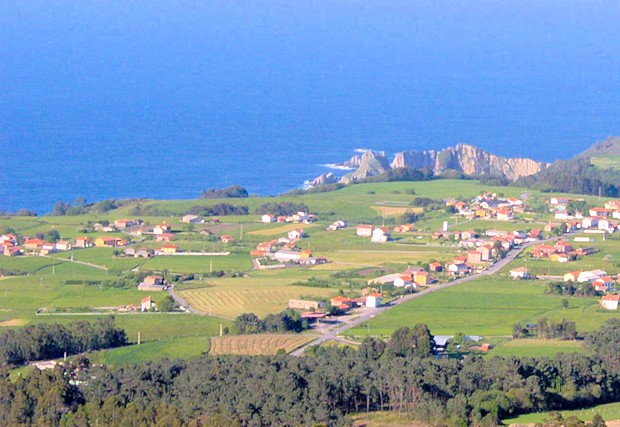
{"left": 2, "top": 1, "right": 620, "bottom": 213}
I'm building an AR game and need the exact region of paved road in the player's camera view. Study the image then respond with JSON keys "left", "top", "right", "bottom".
{"left": 290, "top": 237, "right": 556, "bottom": 357}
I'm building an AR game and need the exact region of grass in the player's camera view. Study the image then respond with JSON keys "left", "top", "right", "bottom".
{"left": 344, "top": 276, "right": 613, "bottom": 337}
{"left": 591, "top": 155, "right": 620, "bottom": 171}
{"left": 488, "top": 338, "right": 586, "bottom": 358}
{"left": 88, "top": 335, "right": 212, "bottom": 365}
{"left": 209, "top": 333, "right": 315, "bottom": 355}
{"left": 503, "top": 401, "right": 620, "bottom": 424}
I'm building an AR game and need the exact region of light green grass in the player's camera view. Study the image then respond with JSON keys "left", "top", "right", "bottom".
{"left": 344, "top": 276, "right": 608, "bottom": 337}
{"left": 591, "top": 156, "right": 620, "bottom": 171}
{"left": 488, "top": 338, "right": 586, "bottom": 358}
{"left": 88, "top": 335, "right": 212, "bottom": 365}
{"left": 504, "top": 401, "right": 620, "bottom": 424}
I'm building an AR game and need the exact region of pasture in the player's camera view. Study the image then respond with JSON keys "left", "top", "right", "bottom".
{"left": 487, "top": 338, "right": 586, "bottom": 358}
{"left": 209, "top": 333, "right": 316, "bottom": 355}
{"left": 344, "top": 276, "right": 611, "bottom": 338}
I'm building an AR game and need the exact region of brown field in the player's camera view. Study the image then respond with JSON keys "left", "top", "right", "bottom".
{"left": 0, "top": 319, "right": 28, "bottom": 327}
{"left": 209, "top": 334, "right": 316, "bottom": 355}
{"left": 371, "top": 206, "right": 423, "bottom": 217}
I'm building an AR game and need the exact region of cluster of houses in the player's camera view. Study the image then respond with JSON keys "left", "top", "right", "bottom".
{"left": 369, "top": 266, "right": 435, "bottom": 289}
{"left": 356, "top": 224, "right": 391, "bottom": 243}
{"left": 532, "top": 240, "right": 596, "bottom": 263}
{"left": 445, "top": 192, "right": 525, "bottom": 221}
{"left": 550, "top": 198, "right": 620, "bottom": 234}
{"left": 251, "top": 229, "right": 327, "bottom": 266}
{"left": 261, "top": 212, "right": 316, "bottom": 224}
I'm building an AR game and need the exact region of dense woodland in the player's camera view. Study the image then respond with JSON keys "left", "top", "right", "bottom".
{"left": 0, "top": 318, "right": 127, "bottom": 366}
{"left": 2, "top": 321, "right": 620, "bottom": 426}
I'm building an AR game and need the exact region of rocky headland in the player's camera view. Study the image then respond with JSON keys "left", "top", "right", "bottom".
{"left": 310, "top": 144, "right": 549, "bottom": 186}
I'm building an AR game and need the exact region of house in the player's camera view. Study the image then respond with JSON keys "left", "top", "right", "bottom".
{"left": 429, "top": 262, "right": 443, "bottom": 272}
{"left": 3, "top": 246, "right": 22, "bottom": 257}
{"left": 554, "top": 241, "right": 573, "bottom": 253}
{"left": 330, "top": 296, "right": 353, "bottom": 311}
{"left": 114, "top": 219, "right": 142, "bottom": 229}
{"left": 145, "top": 275, "right": 164, "bottom": 286}
{"left": 141, "top": 296, "right": 154, "bottom": 312}
{"left": 274, "top": 250, "right": 301, "bottom": 263}
{"left": 496, "top": 208, "right": 514, "bottom": 221}
{"left": 467, "top": 251, "right": 483, "bottom": 264}
{"left": 40, "top": 242, "right": 56, "bottom": 254}
{"left": 549, "top": 253, "right": 570, "bottom": 263}
{"left": 356, "top": 224, "right": 374, "bottom": 237}
{"left": 393, "top": 275, "right": 413, "bottom": 288}
{"left": 327, "top": 220, "right": 348, "bottom": 231}
{"left": 74, "top": 236, "right": 92, "bottom": 248}
{"left": 94, "top": 237, "right": 125, "bottom": 247}
{"left": 533, "top": 245, "right": 556, "bottom": 258}
{"left": 55, "top": 241, "right": 72, "bottom": 251}
{"left": 220, "top": 235, "right": 235, "bottom": 244}
{"left": 159, "top": 244, "right": 178, "bottom": 254}
{"left": 154, "top": 223, "right": 171, "bottom": 235}
{"left": 582, "top": 217, "right": 599, "bottom": 229}
{"left": 139, "top": 275, "right": 165, "bottom": 291}
{"left": 604, "top": 200, "right": 620, "bottom": 210}
{"left": 447, "top": 262, "right": 469, "bottom": 276}
{"left": 23, "top": 238, "right": 44, "bottom": 250}
{"left": 288, "top": 229, "right": 304, "bottom": 240}
{"left": 371, "top": 227, "right": 389, "bottom": 243}
{"left": 413, "top": 271, "right": 429, "bottom": 286}
{"left": 182, "top": 215, "right": 204, "bottom": 224}
{"left": 366, "top": 292, "right": 383, "bottom": 308}
{"left": 477, "top": 245, "right": 492, "bottom": 261}
{"left": 601, "top": 295, "right": 620, "bottom": 310}
{"left": 156, "top": 232, "right": 175, "bottom": 242}
{"left": 261, "top": 214, "right": 276, "bottom": 223}
{"left": 393, "top": 224, "right": 415, "bottom": 233}
{"left": 510, "top": 267, "right": 530, "bottom": 279}
{"left": 589, "top": 208, "right": 611, "bottom": 218}
{"left": 593, "top": 276, "right": 614, "bottom": 292}
{"left": 563, "top": 271, "right": 581, "bottom": 282}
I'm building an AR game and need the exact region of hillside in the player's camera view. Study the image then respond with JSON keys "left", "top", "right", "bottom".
{"left": 579, "top": 136, "right": 620, "bottom": 157}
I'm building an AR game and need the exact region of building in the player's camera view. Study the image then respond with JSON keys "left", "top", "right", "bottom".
{"left": 261, "top": 214, "right": 275, "bottom": 223}
{"left": 182, "top": 215, "right": 204, "bottom": 224}
{"left": 601, "top": 295, "right": 620, "bottom": 310}
{"left": 274, "top": 250, "right": 301, "bottom": 263}
{"left": 330, "top": 296, "right": 353, "bottom": 311}
{"left": 366, "top": 293, "right": 382, "bottom": 308}
{"left": 55, "top": 241, "right": 72, "bottom": 251}
{"left": 510, "top": 267, "right": 530, "bottom": 279}
{"left": 74, "top": 236, "right": 92, "bottom": 248}
{"left": 288, "top": 229, "right": 304, "bottom": 240}
{"left": 220, "top": 235, "right": 235, "bottom": 244}
{"left": 159, "top": 244, "right": 178, "bottom": 254}
{"left": 288, "top": 299, "right": 324, "bottom": 311}
{"left": 141, "top": 296, "right": 154, "bottom": 312}
{"left": 467, "top": 251, "right": 483, "bottom": 264}
{"left": 393, "top": 275, "right": 413, "bottom": 288}
{"left": 356, "top": 224, "right": 374, "bottom": 237}
{"left": 371, "top": 227, "right": 389, "bottom": 243}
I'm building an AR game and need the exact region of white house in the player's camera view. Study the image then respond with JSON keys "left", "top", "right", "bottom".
{"left": 366, "top": 293, "right": 383, "bottom": 308}
{"left": 261, "top": 214, "right": 275, "bottom": 223}
{"left": 55, "top": 241, "right": 72, "bottom": 251}
{"left": 601, "top": 295, "right": 620, "bottom": 310}
{"left": 371, "top": 227, "right": 389, "bottom": 243}
{"left": 393, "top": 275, "right": 413, "bottom": 288}
{"left": 141, "top": 296, "right": 154, "bottom": 312}
{"left": 582, "top": 217, "right": 599, "bottom": 229}
{"left": 274, "top": 250, "right": 301, "bottom": 262}
{"left": 510, "top": 267, "right": 530, "bottom": 279}
{"left": 182, "top": 215, "right": 204, "bottom": 224}
{"left": 288, "top": 229, "right": 304, "bottom": 240}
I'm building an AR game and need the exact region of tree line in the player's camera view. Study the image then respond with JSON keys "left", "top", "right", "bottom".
{"left": 2, "top": 321, "right": 620, "bottom": 426}
{"left": 0, "top": 317, "right": 127, "bottom": 366}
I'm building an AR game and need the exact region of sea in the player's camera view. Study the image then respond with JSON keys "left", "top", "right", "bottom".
{"left": 2, "top": 1, "right": 620, "bottom": 213}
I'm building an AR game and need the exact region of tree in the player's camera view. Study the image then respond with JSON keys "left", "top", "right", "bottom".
{"left": 46, "top": 230, "right": 61, "bottom": 243}
{"left": 158, "top": 295, "right": 175, "bottom": 312}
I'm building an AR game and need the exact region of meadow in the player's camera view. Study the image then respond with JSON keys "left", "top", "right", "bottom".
{"left": 344, "top": 276, "right": 615, "bottom": 338}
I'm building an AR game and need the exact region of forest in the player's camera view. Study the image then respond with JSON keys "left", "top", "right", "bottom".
{"left": 2, "top": 321, "right": 620, "bottom": 426}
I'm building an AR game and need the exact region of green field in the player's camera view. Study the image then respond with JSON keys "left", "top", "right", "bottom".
{"left": 344, "top": 276, "right": 615, "bottom": 337}
{"left": 591, "top": 155, "right": 620, "bottom": 171}
{"left": 488, "top": 338, "right": 586, "bottom": 358}
{"left": 209, "top": 333, "right": 315, "bottom": 355}
{"left": 89, "top": 335, "right": 212, "bottom": 365}
{"left": 504, "top": 401, "right": 620, "bottom": 425}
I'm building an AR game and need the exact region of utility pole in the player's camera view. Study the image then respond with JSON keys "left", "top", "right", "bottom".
{"left": 137, "top": 332, "right": 141, "bottom": 345}
{"left": 220, "top": 324, "right": 223, "bottom": 337}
